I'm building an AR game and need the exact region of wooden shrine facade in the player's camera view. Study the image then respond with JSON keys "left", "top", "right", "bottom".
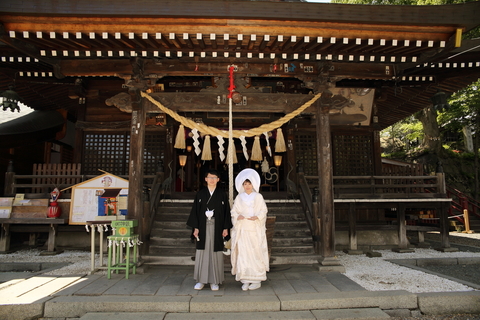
{"left": 1, "top": 0, "right": 480, "bottom": 263}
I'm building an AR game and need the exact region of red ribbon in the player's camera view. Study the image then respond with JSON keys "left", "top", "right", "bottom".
{"left": 228, "top": 66, "right": 235, "bottom": 99}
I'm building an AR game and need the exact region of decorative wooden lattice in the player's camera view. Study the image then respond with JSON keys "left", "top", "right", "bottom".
{"left": 332, "top": 134, "right": 373, "bottom": 176}
{"left": 294, "top": 132, "right": 318, "bottom": 175}
{"left": 83, "top": 132, "right": 165, "bottom": 176}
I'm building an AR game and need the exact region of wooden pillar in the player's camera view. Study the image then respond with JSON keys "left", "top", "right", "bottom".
{"left": 315, "top": 96, "right": 339, "bottom": 267}
{"left": 0, "top": 224, "right": 10, "bottom": 252}
{"left": 438, "top": 204, "right": 454, "bottom": 251}
{"left": 73, "top": 104, "right": 86, "bottom": 165}
{"left": 345, "top": 202, "right": 362, "bottom": 255}
{"left": 127, "top": 87, "right": 146, "bottom": 238}
{"left": 393, "top": 203, "right": 414, "bottom": 253}
{"left": 4, "top": 161, "right": 15, "bottom": 196}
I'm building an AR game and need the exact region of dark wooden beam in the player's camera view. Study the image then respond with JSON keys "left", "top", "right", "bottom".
{"left": 59, "top": 59, "right": 394, "bottom": 80}
{"left": 105, "top": 91, "right": 316, "bottom": 114}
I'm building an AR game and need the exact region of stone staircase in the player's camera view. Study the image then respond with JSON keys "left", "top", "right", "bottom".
{"left": 143, "top": 200, "right": 318, "bottom": 266}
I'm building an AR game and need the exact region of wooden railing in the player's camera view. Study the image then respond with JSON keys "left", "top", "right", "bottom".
{"left": 296, "top": 172, "right": 448, "bottom": 236}
{"left": 302, "top": 174, "right": 447, "bottom": 199}
{"left": 4, "top": 171, "right": 156, "bottom": 196}
{"left": 297, "top": 172, "right": 314, "bottom": 234}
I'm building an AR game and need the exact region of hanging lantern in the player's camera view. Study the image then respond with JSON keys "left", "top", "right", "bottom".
{"left": 0, "top": 84, "right": 22, "bottom": 113}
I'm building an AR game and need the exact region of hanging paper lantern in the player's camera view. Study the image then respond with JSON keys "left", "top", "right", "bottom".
{"left": 174, "top": 124, "right": 186, "bottom": 149}
{"left": 251, "top": 136, "right": 263, "bottom": 161}
{"left": 201, "top": 135, "right": 212, "bottom": 160}
{"left": 275, "top": 128, "right": 287, "bottom": 152}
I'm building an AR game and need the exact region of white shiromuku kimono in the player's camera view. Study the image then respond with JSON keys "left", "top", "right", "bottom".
{"left": 230, "top": 190, "right": 269, "bottom": 283}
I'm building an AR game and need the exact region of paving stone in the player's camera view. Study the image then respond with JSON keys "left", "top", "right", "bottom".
{"left": 103, "top": 274, "right": 150, "bottom": 295}
{"left": 418, "top": 291, "right": 480, "bottom": 315}
{"left": 324, "top": 272, "right": 366, "bottom": 291}
{"left": 80, "top": 312, "right": 166, "bottom": 320}
{"left": 165, "top": 310, "right": 315, "bottom": 320}
{"left": 74, "top": 275, "right": 122, "bottom": 296}
{"left": 0, "top": 297, "right": 49, "bottom": 320}
{"left": 190, "top": 295, "right": 280, "bottom": 313}
{"left": 130, "top": 273, "right": 168, "bottom": 295}
{"left": 279, "top": 290, "right": 417, "bottom": 311}
{"left": 44, "top": 295, "right": 191, "bottom": 318}
{"left": 53, "top": 275, "right": 102, "bottom": 296}
{"left": 311, "top": 307, "right": 390, "bottom": 320}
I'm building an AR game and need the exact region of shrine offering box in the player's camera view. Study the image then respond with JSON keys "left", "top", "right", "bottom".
{"left": 111, "top": 220, "right": 138, "bottom": 236}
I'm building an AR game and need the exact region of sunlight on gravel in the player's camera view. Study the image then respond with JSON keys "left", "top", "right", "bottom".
{"left": 0, "top": 249, "right": 106, "bottom": 275}
{"left": 337, "top": 248, "right": 480, "bottom": 293}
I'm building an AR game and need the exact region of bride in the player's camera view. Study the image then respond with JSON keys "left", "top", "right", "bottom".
{"left": 230, "top": 168, "right": 269, "bottom": 291}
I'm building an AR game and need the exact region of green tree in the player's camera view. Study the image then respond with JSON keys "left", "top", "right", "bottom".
{"left": 333, "top": 0, "right": 480, "bottom": 198}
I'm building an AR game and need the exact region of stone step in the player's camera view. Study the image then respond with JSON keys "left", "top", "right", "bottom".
{"left": 272, "top": 237, "right": 312, "bottom": 246}
{"left": 78, "top": 308, "right": 391, "bottom": 320}
{"left": 150, "top": 227, "right": 311, "bottom": 239}
{"left": 154, "top": 221, "right": 190, "bottom": 229}
{"left": 274, "top": 221, "right": 309, "bottom": 228}
{"left": 155, "top": 214, "right": 190, "bottom": 221}
{"left": 272, "top": 246, "right": 315, "bottom": 254}
{"left": 142, "top": 255, "right": 196, "bottom": 265}
{"left": 44, "top": 291, "right": 417, "bottom": 318}
{"left": 270, "top": 254, "right": 319, "bottom": 265}
{"left": 274, "top": 229, "right": 311, "bottom": 237}
{"left": 149, "top": 236, "right": 311, "bottom": 248}
{"left": 151, "top": 229, "right": 192, "bottom": 238}
{"left": 150, "top": 237, "right": 194, "bottom": 246}
{"left": 149, "top": 245, "right": 196, "bottom": 256}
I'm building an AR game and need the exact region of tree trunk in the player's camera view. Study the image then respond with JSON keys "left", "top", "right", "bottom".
{"left": 474, "top": 115, "right": 479, "bottom": 201}
{"left": 415, "top": 106, "right": 442, "bottom": 154}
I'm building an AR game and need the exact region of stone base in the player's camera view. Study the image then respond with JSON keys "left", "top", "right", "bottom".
{"left": 365, "top": 251, "right": 382, "bottom": 258}
{"left": 313, "top": 263, "right": 346, "bottom": 273}
{"left": 39, "top": 250, "right": 64, "bottom": 256}
{"left": 391, "top": 248, "right": 415, "bottom": 253}
{"left": 412, "top": 242, "right": 431, "bottom": 248}
{"left": 435, "top": 247, "right": 459, "bottom": 252}
{"left": 343, "top": 249, "right": 364, "bottom": 255}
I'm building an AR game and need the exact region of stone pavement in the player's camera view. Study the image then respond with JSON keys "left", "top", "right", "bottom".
{"left": 1, "top": 264, "right": 479, "bottom": 320}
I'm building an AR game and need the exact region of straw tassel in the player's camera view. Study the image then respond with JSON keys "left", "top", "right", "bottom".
{"left": 275, "top": 128, "right": 286, "bottom": 153}
{"left": 174, "top": 124, "right": 186, "bottom": 149}
{"left": 201, "top": 135, "right": 212, "bottom": 160}
{"left": 251, "top": 136, "right": 263, "bottom": 161}
{"left": 226, "top": 141, "right": 238, "bottom": 164}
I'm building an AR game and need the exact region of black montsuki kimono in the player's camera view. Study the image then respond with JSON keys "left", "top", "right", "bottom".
{"left": 187, "top": 187, "right": 232, "bottom": 252}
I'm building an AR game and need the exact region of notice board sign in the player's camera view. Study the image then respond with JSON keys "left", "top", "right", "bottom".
{"left": 69, "top": 173, "right": 128, "bottom": 225}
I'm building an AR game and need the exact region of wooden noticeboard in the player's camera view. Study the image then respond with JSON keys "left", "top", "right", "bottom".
{"left": 69, "top": 173, "right": 128, "bottom": 225}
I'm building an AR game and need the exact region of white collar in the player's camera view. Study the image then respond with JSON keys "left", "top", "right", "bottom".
{"left": 240, "top": 191, "right": 256, "bottom": 203}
